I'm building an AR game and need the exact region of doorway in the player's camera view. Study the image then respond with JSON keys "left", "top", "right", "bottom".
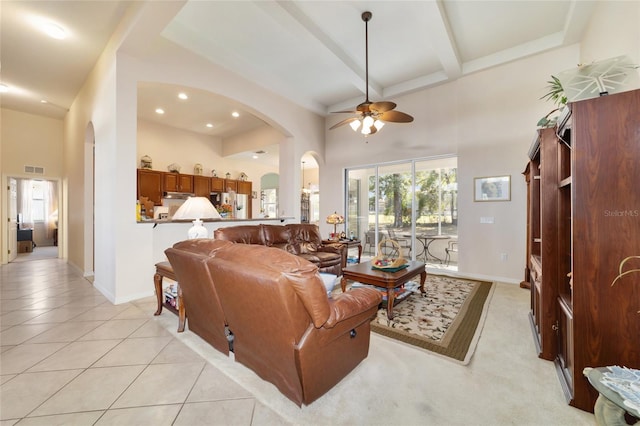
{"left": 9, "top": 177, "right": 60, "bottom": 262}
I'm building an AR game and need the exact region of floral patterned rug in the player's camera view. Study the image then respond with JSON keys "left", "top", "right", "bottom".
{"left": 348, "top": 274, "right": 494, "bottom": 365}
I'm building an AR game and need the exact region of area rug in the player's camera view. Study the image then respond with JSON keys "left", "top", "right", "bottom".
{"left": 349, "top": 274, "right": 495, "bottom": 365}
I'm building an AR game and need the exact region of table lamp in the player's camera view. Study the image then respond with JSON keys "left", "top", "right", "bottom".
{"left": 171, "top": 197, "right": 221, "bottom": 239}
{"left": 326, "top": 211, "right": 345, "bottom": 240}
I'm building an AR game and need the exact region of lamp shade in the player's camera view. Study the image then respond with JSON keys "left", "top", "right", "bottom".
{"left": 172, "top": 197, "right": 221, "bottom": 239}
{"left": 172, "top": 197, "right": 221, "bottom": 220}
{"left": 326, "top": 212, "right": 345, "bottom": 225}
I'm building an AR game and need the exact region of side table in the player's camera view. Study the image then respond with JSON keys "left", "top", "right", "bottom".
{"left": 154, "top": 261, "right": 185, "bottom": 332}
{"left": 584, "top": 367, "right": 640, "bottom": 425}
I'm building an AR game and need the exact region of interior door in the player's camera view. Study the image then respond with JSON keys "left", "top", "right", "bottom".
{"left": 8, "top": 178, "right": 17, "bottom": 262}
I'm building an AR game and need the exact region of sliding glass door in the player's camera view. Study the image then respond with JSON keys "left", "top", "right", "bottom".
{"left": 346, "top": 156, "right": 457, "bottom": 267}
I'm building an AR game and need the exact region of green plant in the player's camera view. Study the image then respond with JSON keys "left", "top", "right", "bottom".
{"left": 537, "top": 75, "right": 567, "bottom": 127}
{"left": 540, "top": 75, "right": 567, "bottom": 107}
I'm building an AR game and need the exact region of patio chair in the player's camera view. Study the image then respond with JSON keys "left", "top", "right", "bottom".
{"left": 385, "top": 228, "right": 411, "bottom": 258}
{"left": 445, "top": 239, "right": 458, "bottom": 265}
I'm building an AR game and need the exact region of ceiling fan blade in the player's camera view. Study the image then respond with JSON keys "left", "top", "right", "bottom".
{"left": 378, "top": 110, "right": 414, "bottom": 123}
{"left": 370, "top": 101, "right": 396, "bottom": 113}
{"left": 330, "top": 109, "right": 358, "bottom": 114}
{"left": 329, "top": 117, "right": 360, "bottom": 130}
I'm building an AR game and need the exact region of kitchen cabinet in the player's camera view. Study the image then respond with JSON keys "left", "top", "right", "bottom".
{"left": 163, "top": 173, "right": 193, "bottom": 193}
{"left": 223, "top": 179, "right": 238, "bottom": 193}
{"left": 211, "top": 177, "right": 224, "bottom": 192}
{"left": 137, "top": 169, "right": 163, "bottom": 205}
{"left": 193, "top": 175, "right": 210, "bottom": 197}
{"left": 237, "top": 180, "right": 252, "bottom": 195}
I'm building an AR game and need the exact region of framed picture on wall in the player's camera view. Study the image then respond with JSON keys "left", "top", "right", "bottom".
{"left": 474, "top": 175, "right": 511, "bottom": 202}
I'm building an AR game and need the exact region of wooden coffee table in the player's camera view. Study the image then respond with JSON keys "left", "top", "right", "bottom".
{"left": 341, "top": 260, "right": 427, "bottom": 320}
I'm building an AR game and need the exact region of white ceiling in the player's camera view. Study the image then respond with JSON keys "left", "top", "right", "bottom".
{"left": 1, "top": 1, "right": 596, "bottom": 148}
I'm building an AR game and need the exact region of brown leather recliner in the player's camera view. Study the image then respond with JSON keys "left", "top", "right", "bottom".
{"left": 214, "top": 223, "right": 346, "bottom": 275}
{"left": 164, "top": 239, "right": 235, "bottom": 355}
{"left": 207, "top": 243, "right": 382, "bottom": 406}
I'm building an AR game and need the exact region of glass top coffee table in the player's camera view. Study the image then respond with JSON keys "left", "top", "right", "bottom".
{"left": 340, "top": 260, "right": 427, "bottom": 320}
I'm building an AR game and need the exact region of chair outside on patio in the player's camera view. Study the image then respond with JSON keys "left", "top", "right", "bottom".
{"left": 385, "top": 228, "right": 411, "bottom": 258}
{"left": 445, "top": 239, "right": 458, "bottom": 265}
{"left": 364, "top": 230, "right": 383, "bottom": 255}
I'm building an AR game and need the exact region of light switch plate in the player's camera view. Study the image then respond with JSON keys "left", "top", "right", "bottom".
{"left": 480, "top": 217, "right": 494, "bottom": 224}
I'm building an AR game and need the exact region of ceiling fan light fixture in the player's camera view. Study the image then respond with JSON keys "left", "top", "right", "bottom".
{"left": 329, "top": 11, "right": 413, "bottom": 137}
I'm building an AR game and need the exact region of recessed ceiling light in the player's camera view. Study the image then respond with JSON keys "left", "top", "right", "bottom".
{"left": 231, "top": 111, "right": 240, "bottom": 118}
{"left": 252, "top": 155, "right": 259, "bottom": 159}
{"left": 206, "top": 123, "right": 213, "bottom": 128}
{"left": 41, "top": 21, "right": 67, "bottom": 40}
{"left": 178, "top": 93, "right": 188, "bottom": 100}
{"left": 40, "top": 100, "right": 48, "bottom": 104}
{"left": 0, "top": 84, "right": 9, "bottom": 93}
{"left": 155, "top": 108, "right": 165, "bottom": 114}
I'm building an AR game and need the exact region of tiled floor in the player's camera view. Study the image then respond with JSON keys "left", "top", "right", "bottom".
{"left": 0, "top": 258, "right": 289, "bottom": 425}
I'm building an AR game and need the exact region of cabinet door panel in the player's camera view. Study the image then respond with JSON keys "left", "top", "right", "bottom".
{"left": 224, "top": 179, "right": 238, "bottom": 193}
{"left": 211, "top": 177, "right": 224, "bottom": 192}
{"left": 179, "top": 175, "right": 193, "bottom": 193}
{"left": 194, "top": 176, "right": 210, "bottom": 197}
{"left": 163, "top": 173, "right": 179, "bottom": 192}
{"left": 237, "top": 181, "right": 252, "bottom": 195}
{"left": 137, "top": 169, "right": 163, "bottom": 205}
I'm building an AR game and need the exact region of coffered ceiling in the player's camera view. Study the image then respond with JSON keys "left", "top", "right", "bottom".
{"left": 1, "top": 1, "right": 596, "bottom": 140}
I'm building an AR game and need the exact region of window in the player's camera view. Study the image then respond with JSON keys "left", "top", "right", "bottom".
{"left": 31, "top": 180, "right": 46, "bottom": 222}
{"left": 346, "top": 156, "right": 457, "bottom": 267}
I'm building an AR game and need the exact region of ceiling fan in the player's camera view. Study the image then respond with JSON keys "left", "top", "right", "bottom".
{"left": 330, "top": 11, "right": 414, "bottom": 136}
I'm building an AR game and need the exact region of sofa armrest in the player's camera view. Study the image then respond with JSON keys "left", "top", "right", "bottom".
{"left": 324, "top": 288, "right": 382, "bottom": 328}
{"left": 317, "top": 242, "right": 347, "bottom": 269}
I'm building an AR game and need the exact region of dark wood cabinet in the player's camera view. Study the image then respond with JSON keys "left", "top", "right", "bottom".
{"left": 524, "top": 89, "right": 640, "bottom": 413}
{"left": 193, "top": 175, "right": 210, "bottom": 197}
{"left": 163, "top": 173, "right": 193, "bottom": 193}
{"left": 137, "top": 169, "right": 163, "bottom": 205}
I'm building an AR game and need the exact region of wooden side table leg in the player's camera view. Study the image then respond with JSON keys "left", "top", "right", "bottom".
{"left": 419, "top": 270, "right": 427, "bottom": 295}
{"left": 357, "top": 244, "right": 362, "bottom": 263}
{"left": 154, "top": 272, "right": 163, "bottom": 316}
{"left": 386, "top": 289, "right": 395, "bottom": 320}
{"left": 177, "top": 284, "right": 186, "bottom": 332}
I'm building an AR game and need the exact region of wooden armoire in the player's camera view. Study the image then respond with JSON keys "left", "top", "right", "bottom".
{"left": 523, "top": 88, "right": 640, "bottom": 412}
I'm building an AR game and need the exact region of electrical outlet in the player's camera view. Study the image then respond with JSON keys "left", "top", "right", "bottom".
{"left": 500, "top": 253, "right": 508, "bottom": 261}
{"left": 480, "top": 217, "right": 494, "bottom": 224}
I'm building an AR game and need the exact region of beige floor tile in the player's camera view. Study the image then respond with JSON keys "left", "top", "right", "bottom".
{"left": 24, "top": 307, "right": 92, "bottom": 324}
{"left": 25, "top": 321, "right": 104, "bottom": 343}
{"left": 94, "top": 404, "right": 181, "bottom": 426}
{"left": 93, "top": 336, "right": 173, "bottom": 367}
{"left": 0, "top": 309, "right": 51, "bottom": 326}
{"left": 0, "top": 323, "right": 56, "bottom": 346}
{"left": 152, "top": 338, "right": 206, "bottom": 364}
{"left": 71, "top": 305, "right": 130, "bottom": 322}
{"left": 18, "top": 411, "right": 104, "bottom": 425}
{"left": 27, "top": 339, "right": 121, "bottom": 372}
{"left": 0, "top": 342, "right": 68, "bottom": 374}
{"left": 187, "top": 363, "right": 253, "bottom": 402}
{"left": 174, "top": 399, "right": 255, "bottom": 426}
{"left": 0, "top": 375, "right": 17, "bottom": 385}
{"left": 129, "top": 320, "right": 173, "bottom": 338}
{"left": 77, "top": 319, "right": 147, "bottom": 340}
{"left": 112, "top": 362, "right": 205, "bottom": 408}
{"left": 30, "top": 365, "right": 145, "bottom": 417}
{"left": 0, "top": 369, "right": 83, "bottom": 420}
{"left": 111, "top": 305, "right": 150, "bottom": 320}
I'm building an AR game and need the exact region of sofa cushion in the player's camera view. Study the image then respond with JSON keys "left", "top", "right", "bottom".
{"left": 214, "top": 225, "right": 264, "bottom": 244}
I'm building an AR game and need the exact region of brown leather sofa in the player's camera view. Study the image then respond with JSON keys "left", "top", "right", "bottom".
{"left": 214, "top": 223, "right": 346, "bottom": 275}
{"left": 165, "top": 239, "right": 382, "bottom": 406}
